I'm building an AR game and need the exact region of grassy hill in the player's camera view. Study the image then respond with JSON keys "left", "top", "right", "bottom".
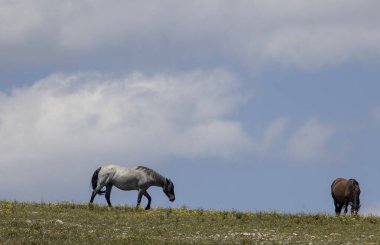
{"left": 0, "top": 201, "right": 379, "bottom": 244}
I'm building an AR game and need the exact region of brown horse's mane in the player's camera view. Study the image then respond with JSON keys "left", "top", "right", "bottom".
{"left": 348, "top": 179, "right": 361, "bottom": 201}
{"left": 348, "top": 178, "right": 359, "bottom": 187}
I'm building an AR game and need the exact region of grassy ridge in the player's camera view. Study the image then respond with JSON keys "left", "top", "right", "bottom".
{"left": 0, "top": 201, "right": 379, "bottom": 244}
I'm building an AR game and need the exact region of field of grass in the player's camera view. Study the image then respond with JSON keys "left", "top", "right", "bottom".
{"left": 0, "top": 201, "right": 379, "bottom": 244}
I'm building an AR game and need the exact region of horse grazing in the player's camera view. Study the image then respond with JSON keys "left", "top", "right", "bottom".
{"left": 89, "top": 165, "right": 175, "bottom": 210}
{"left": 331, "top": 178, "right": 361, "bottom": 216}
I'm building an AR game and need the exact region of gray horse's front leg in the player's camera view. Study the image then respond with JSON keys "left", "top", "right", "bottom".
{"left": 143, "top": 190, "right": 152, "bottom": 210}
{"left": 136, "top": 190, "right": 143, "bottom": 210}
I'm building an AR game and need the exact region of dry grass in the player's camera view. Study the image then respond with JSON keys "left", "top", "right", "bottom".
{"left": 0, "top": 201, "right": 379, "bottom": 244}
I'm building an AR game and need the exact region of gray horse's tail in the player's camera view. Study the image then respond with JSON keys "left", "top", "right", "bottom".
{"left": 91, "top": 167, "right": 106, "bottom": 195}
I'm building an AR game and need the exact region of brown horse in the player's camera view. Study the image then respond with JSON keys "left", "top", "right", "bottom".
{"left": 331, "top": 178, "right": 361, "bottom": 216}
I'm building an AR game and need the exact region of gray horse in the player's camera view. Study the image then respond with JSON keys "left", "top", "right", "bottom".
{"left": 90, "top": 165, "right": 175, "bottom": 210}
{"left": 331, "top": 178, "right": 361, "bottom": 215}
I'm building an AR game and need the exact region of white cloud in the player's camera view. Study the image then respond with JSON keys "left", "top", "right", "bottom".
{"left": 1, "top": 0, "right": 380, "bottom": 69}
{"left": 0, "top": 70, "right": 250, "bottom": 168}
{"left": 287, "top": 118, "right": 335, "bottom": 161}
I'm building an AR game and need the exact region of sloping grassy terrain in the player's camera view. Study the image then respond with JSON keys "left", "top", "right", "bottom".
{"left": 0, "top": 201, "right": 379, "bottom": 244}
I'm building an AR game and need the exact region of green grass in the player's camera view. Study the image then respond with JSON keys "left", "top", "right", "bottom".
{"left": 0, "top": 201, "right": 379, "bottom": 244}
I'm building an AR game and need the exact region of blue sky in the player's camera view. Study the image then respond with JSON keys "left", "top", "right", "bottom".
{"left": 1, "top": 0, "right": 380, "bottom": 214}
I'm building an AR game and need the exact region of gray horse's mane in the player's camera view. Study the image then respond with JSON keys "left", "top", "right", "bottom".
{"left": 136, "top": 166, "right": 166, "bottom": 185}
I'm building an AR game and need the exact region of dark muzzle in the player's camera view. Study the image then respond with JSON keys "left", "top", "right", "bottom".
{"left": 351, "top": 204, "right": 360, "bottom": 215}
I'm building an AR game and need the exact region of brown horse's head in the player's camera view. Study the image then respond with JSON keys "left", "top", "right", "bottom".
{"left": 349, "top": 179, "right": 361, "bottom": 215}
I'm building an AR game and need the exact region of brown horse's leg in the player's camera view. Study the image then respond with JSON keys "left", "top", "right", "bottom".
{"left": 344, "top": 206, "right": 348, "bottom": 214}
{"left": 343, "top": 199, "right": 349, "bottom": 214}
{"left": 333, "top": 195, "right": 343, "bottom": 216}
{"left": 334, "top": 200, "right": 342, "bottom": 216}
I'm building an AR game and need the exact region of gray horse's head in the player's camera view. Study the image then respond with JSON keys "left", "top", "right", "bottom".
{"left": 349, "top": 179, "right": 361, "bottom": 215}
{"left": 163, "top": 178, "right": 175, "bottom": 202}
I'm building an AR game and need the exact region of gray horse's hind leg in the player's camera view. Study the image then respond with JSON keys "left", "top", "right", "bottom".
{"left": 89, "top": 187, "right": 102, "bottom": 204}
{"left": 105, "top": 184, "right": 113, "bottom": 207}
{"left": 90, "top": 192, "right": 97, "bottom": 204}
{"left": 89, "top": 182, "right": 107, "bottom": 205}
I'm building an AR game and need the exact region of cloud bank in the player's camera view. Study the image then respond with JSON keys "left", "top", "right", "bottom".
{"left": 1, "top": 0, "right": 380, "bottom": 69}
